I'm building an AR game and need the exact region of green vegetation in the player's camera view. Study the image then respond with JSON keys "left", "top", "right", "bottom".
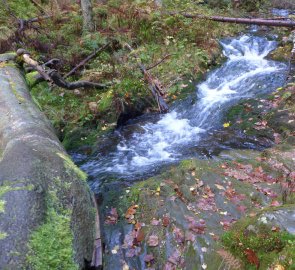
{"left": 56, "top": 152, "right": 87, "bottom": 181}
{"left": 221, "top": 216, "right": 295, "bottom": 269}
{"left": 27, "top": 207, "right": 78, "bottom": 270}
{"left": 0, "top": 0, "right": 245, "bottom": 150}
{"left": 0, "top": 232, "right": 8, "bottom": 240}
{"left": 0, "top": 200, "right": 5, "bottom": 213}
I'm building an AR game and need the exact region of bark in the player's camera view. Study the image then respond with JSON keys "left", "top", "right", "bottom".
{"left": 0, "top": 53, "right": 95, "bottom": 269}
{"left": 81, "top": 0, "right": 95, "bottom": 32}
{"left": 172, "top": 12, "right": 295, "bottom": 28}
{"left": 125, "top": 43, "right": 169, "bottom": 113}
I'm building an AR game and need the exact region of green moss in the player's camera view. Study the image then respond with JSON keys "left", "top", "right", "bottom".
{"left": 25, "top": 71, "right": 39, "bottom": 88}
{"left": 27, "top": 208, "right": 78, "bottom": 270}
{"left": 221, "top": 216, "right": 295, "bottom": 269}
{"left": 0, "top": 200, "right": 6, "bottom": 213}
{"left": 0, "top": 182, "right": 34, "bottom": 197}
{"left": 56, "top": 152, "right": 87, "bottom": 181}
{"left": 9, "top": 80, "right": 25, "bottom": 103}
{"left": 62, "top": 128, "right": 98, "bottom": 151}
{"left": 0, "top": 231, "right": 8, "bottom": 240}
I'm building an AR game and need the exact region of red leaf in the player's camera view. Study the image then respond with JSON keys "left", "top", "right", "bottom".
{"left": 244, "top": 248, "right": 260, "bottom": 269}
{"left": 144, "top": 254, "right": 154, "bottom": 263}
{"left": 162, "top": 216, "right": 170, "bottom": 227}
{"left": 147, "top": 235, "right": 159, "bottom": 247}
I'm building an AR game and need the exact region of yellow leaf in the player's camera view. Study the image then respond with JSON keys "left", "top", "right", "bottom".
{"left": 274, "top": 265, "right": 285, "bottom": 270}
{"left": 223, "top": 122, "right": 230, "bottom": 128}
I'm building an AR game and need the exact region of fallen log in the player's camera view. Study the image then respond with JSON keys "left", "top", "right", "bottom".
{"left": 171, "top": 12, "right": 295, "bottom": 28}
{"left": 124, "top": 43, "right": 169, "bottom": 113}
{"left": 0, "top": 53, "right": 95, "bottom": 269}
{"left": 17, "top": 49, "right": 111, "bottom": 90}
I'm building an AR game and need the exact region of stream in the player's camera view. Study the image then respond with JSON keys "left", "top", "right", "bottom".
{"left": 73, "top": 34, "right": 287, "bottom": 191}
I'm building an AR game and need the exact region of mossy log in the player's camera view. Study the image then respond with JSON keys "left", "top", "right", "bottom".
{"left": 0, "top": 53, "right": 95, "bottom": 269}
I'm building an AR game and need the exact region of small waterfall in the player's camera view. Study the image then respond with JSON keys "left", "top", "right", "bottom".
{"left": 78, "top": 35, "right": 287, "bottom": 189}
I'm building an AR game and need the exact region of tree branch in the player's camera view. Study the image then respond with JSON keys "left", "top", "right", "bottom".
{"left": 17, "top": 49, "right": 112, "bottom": 90}
{"left": 64, "top": 42, "right": 111, "bottom": 79}
{"left": 146, "top": 54, "right": 172, "bottom": 70}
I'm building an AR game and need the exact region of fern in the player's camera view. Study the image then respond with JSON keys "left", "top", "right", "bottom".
{"left": 217, "top": 249, "right": 242, "bottom": 270}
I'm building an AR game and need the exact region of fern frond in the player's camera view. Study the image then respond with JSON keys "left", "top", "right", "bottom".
{"left": 217, "top": 249, "right": 242, "bottom": 270}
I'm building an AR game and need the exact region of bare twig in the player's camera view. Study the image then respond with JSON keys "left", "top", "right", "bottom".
{"left": 124, "top": 42, "right": 168, "bottom": 113}
{"left": 30, "top": 0, "right": 49, "bottom": 15}
{"left": 64, "top": 42, "right": 111, "bottom": 79}
{"left": 146, "top": 54, "right": 172, "bottom": 70}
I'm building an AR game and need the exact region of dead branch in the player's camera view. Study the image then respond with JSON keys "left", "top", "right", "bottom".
{"left": 91, "top": 194, "right": 103, "bottom": 269}
{"left": 30, "top": 0, "right": 49, "bottom": 15}
{"left": 146, "top": 54, "right": 172, "bottom": 70}
{"left": 170, "top": 12, "right": 295, "bottom": 28}
{"left": 64, "top": 42, "right": 111, "bottom": 79}
{"left": 17, "top": 49, "right": 111, "bottom": 90}
{"left": 124, "top": 43, "right": 168, "bottom": 113}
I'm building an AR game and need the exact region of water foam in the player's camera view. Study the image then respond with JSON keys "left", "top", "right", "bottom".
{"left": 79, "top": 35, "right": 287, "bottom": 185}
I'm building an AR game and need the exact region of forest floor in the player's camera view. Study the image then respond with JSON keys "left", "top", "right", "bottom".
{"left": 0, "top": 0, "right": 295, "bottom": 269}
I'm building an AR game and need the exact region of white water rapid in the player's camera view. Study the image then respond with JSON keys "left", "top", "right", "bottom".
{"left": 78, "top": 35, "right": 287, "bottom": 187}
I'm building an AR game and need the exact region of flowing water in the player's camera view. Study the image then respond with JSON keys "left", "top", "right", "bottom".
{"left": 74, "top": 35, "right": 287, "bottom": 190}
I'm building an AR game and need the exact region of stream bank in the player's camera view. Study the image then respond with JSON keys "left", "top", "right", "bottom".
{"left": 74, "top": 32, "right": 295, "bottom": 269}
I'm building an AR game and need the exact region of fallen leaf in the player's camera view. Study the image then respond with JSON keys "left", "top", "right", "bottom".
{"left": 162, "top": 216, "right": 170, "bottom": 227}
{"left": 173, "top": 227, "right": 184, "bottom": 244}
{"left": 237, "top": 205, "right": 247, "bottom": 213}
{"left": 105, "top": 208, "right": 118, "bottom": 225}
{"left": 215, "top": 184, "right": 225, "bottom": 190}
{"left": 125, "top": 205, "right": 138, "bottom": 223}
{"left": 144, "top": 254, "right": 154, "bottom": 263}
{"left": 135, "top": 229, "right": 145, "bottom": 243}
{"left": 151, "top": 219, "right": 161, "bottom": 226}
{"left": 148, "top": 235, "right": 159, "bottom": 247}
{"left": 244, "top": 248, "right": 259, "bottom": 269}
{"left": 270, "top": 200, "right": 281, "bottom": 207}
{"left": 223, "top": 122, "right": 230, "bottom": 128}
{"left": 185, "top": 230, "right": 196, "bottom": 242}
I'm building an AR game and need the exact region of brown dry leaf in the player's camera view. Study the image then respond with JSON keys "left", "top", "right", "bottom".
{"left": 105, "top": 208, "right": 118, "bottom": 225}
{"left": 162, "top": 216, "right": 170, "bottom": 227}
{"left": 125, "top": 205, "right": 138, "bottom": 223}
{"left": 244, "top": 248, "right": 259, "bottom": 269}
{"left": 215, "top": 184, "right": 226, "bottom": 190}
{"left": 136, "top": 229, "right": 145, "bottom": 243}
{"left": 147, "top": 235, "right": 159, "bottom": 247}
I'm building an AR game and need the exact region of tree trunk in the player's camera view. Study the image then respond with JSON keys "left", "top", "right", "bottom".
{"left": 81, "top": 0, "right": 94, "bottom": 32}
{"left": 172, "top": 12, "right": 295, "bottom": 28}
{"left": 0, "top": 53, "right": 95, "bottom": 269}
